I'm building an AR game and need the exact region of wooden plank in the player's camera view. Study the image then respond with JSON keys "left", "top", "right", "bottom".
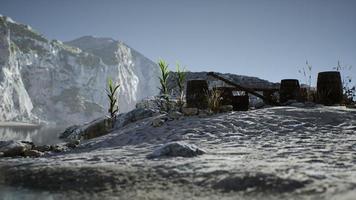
{"left": 207, "top": 72, "right": 279, "bottom": 105}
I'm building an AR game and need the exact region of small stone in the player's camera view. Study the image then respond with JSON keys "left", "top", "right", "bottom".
{"left": 152, "top": 118, "right": 165, "bottom": 127}
{"left": 254, "top": 102, "right": 266, "bottom": 109}
{"left": 147, "top": 141, "right": 206, "bottom": 158}
{"left": 282, "top": 100, "right": 298, "bottom": 106}
{"left": 198, "top": 109, "right": 213, "bottom": 118}
{"left": 33, "top": 145, "right": 51, "bottom": 152}
{"left": 219, "top": 105, "right": 233, "bottom": 113}
{"left": 290, "top": 102, "right": 306, "bottom": 107}
{"left": 66, "top": 140, "right": 80, "bottom": 148}
{"left": 182, "top": 107, "right": 198, "bottom": 116}
{"left": 168, "top": 111, "right": 183, "bottom": 120}
{"left": 24, "top": 150, "right": 44, "bottom": 157}
{"left": 50, "top": 144, "right": 67, "bottom": 153}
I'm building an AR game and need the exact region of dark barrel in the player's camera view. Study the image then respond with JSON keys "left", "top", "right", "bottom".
{"left": 232, "top": 93, "right": 249, "bottom": 111}
{"left": 186, "top": 79, "right": 209, "bottom": 109}
{"left": 317, "top": 71, "right": 343, "bottom": 105}
{"left": 279, "top": 79, "right": 301, "bottom": 103}
{"left": 215, "top": 87, "right": 234, "bottom": 105}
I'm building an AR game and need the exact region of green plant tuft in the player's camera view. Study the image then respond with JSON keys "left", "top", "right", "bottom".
{"left": 157, "top": 59, "right": 171, "bottom": 111}
{"left": 106, "top": 78, "right": 120, "bottom": 119}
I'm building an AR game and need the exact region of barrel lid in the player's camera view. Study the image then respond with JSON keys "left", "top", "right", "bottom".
{"left": 318, "top": 71, "right": 341, "bottom": 75}
{"left": 281, "top": 79, "right": 299, "bottom": 82}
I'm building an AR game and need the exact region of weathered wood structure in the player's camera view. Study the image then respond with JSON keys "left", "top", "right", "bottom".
{"left": 207, "top": 72, "right": 280, "bottom": 106}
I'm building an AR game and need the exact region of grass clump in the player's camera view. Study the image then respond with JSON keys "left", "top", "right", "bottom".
{"left": 206, "top": 87, "right": 222, "bottom": 113}
{"left": 298, "top": 60, "right": 315, "bottom": 101}
{"left": 176, "top": 62, "right": 186, "bottom": 110}
{"left": 157, "top": 59, "right": 171, "bottom": 111}
{"left": 334, "top": 61, "right": 356, "bottom": 104}
{"left": 106, "top": 78, "right": 120, "bottom": 120}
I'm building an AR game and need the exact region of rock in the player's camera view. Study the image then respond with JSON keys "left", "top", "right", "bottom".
{"left": 346, "top": 104, "right": 356, "bottom": 109}
{"left": 60, "top": 108, "right": 159, "bottom": 141}
{"left": 33, "top": 145, "right": 51, "bottom": 152}
{"left": 168, "top": 111, "right": 183, "bottom": 120}
{"left": 135, "top": 96, "right": 171, "bottom": 111}
{"left": 254, "top": 101, "right": 266, "bottom": 109}
{"left": 290, "top": 102, "right": 306, "bottom": 107}
{"left": 0, "top": 140, "right": 32, "bottom": 157}
{"left": 198, "top": 109, "right": 213, "bottom": 118}
{"left": 114, "top": 108, "right": 158, "bottom": 128}
{"left": 60, "top": 117, "right": 112, "bottom": 141}
{"left": 66, "top": 140, "right": 80, "bottom": 149}
{"left": 147, "top": 142, "right": 206, "bottom": 158}
{"left": 24, "top": 150, "right": 44, "bottom": 157}
{"left": 282, "top": 100, "right": 298, "bottom": 106}
{"left": 219, "top": 105, "right": 233, "bottom": 113}
{"left": 182, "top": 107, "right": 198, "bottom": 116}
{"left": 152, "top": 118, "right": 165, "bottom": 127}
{"left": 50, "top": 144, "right": 68, "bottom": 153}
{"left": 59, "top": 125, "right": 82, "bottom": 139}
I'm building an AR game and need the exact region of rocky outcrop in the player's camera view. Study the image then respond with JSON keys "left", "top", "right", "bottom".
{"left": 0, "top": 139, "right": 79, "bottom": 157}
{"left": 0, "top": 16, "right": 159, "bottom": 125}
{"left": 0, "top": 140, "right": 32, "bottom": 157}
{"left": 60, "top": 108, "right": 159, "bottom": 140}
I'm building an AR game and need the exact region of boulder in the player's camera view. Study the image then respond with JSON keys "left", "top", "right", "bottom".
{"left": 182, "top": 107, "right": 198, "bottom": 116}
{"left": 60, "top": 108, "right": 159, "bottom": 141}
{"left": 147, "top": 142, "right": 206, "bottom": 158}
{"left": 0, "top": 140, "right": 32, "bottom": 157}
{"left": 60, "top": 117, "right": 112, "bottom": 141}
{"left": 115, "top": 108, "right": 158, "bottom": 128}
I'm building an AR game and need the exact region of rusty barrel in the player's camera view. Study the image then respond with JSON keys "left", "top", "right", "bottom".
{"left": 186, "top": 79, "right": 208, "bottom": 109}
{"left": 215, "top": 87, "right": 234, "bottom": 105}
{"left": 317, "top": 71, "right": 343, "bottom": 105}
{"left": 232, "top": 93, "right": 249, "bottom": 111}
{"left": 279, "top": 79, "right": 300, "bottom": 103}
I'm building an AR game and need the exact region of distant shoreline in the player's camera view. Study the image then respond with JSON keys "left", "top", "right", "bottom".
{"left": 0, "top": 122, "right": 41, "bottom": 128}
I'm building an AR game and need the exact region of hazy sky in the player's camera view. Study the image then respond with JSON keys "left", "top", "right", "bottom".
{"left": 1, "top": 0, "right": 355, "bottom": 85}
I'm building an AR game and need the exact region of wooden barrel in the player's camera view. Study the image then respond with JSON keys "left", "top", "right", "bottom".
{"left": 279, "top": 79, "right": 300, "bottom": 103}
{"left": 215, "top": 87, "right": 234, "bottom": 105}
{"left": 317, "top": 71, "right": 343, "bottom": 105}
{"left": 186, "top": 80, "right": 209, "bottom": 109}
{"left": 232, "top": 93, "right": 249, "bottom": 111}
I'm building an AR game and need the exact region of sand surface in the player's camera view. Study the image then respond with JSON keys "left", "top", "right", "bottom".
{"left": 1, "top": 106, "right": 356, "bottom": 200}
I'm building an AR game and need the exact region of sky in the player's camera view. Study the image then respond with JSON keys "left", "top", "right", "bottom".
{"left": 0, "top": 0, "right": 355, "bottom": 85}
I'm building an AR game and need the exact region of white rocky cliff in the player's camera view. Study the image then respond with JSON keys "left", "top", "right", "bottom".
{"left": 0, "top": 16, "right": 159, "bottom": 125}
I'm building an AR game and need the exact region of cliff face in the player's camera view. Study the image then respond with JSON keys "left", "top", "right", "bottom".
{"left": 0, "top": 16, "right": 159, "bottom": 125}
